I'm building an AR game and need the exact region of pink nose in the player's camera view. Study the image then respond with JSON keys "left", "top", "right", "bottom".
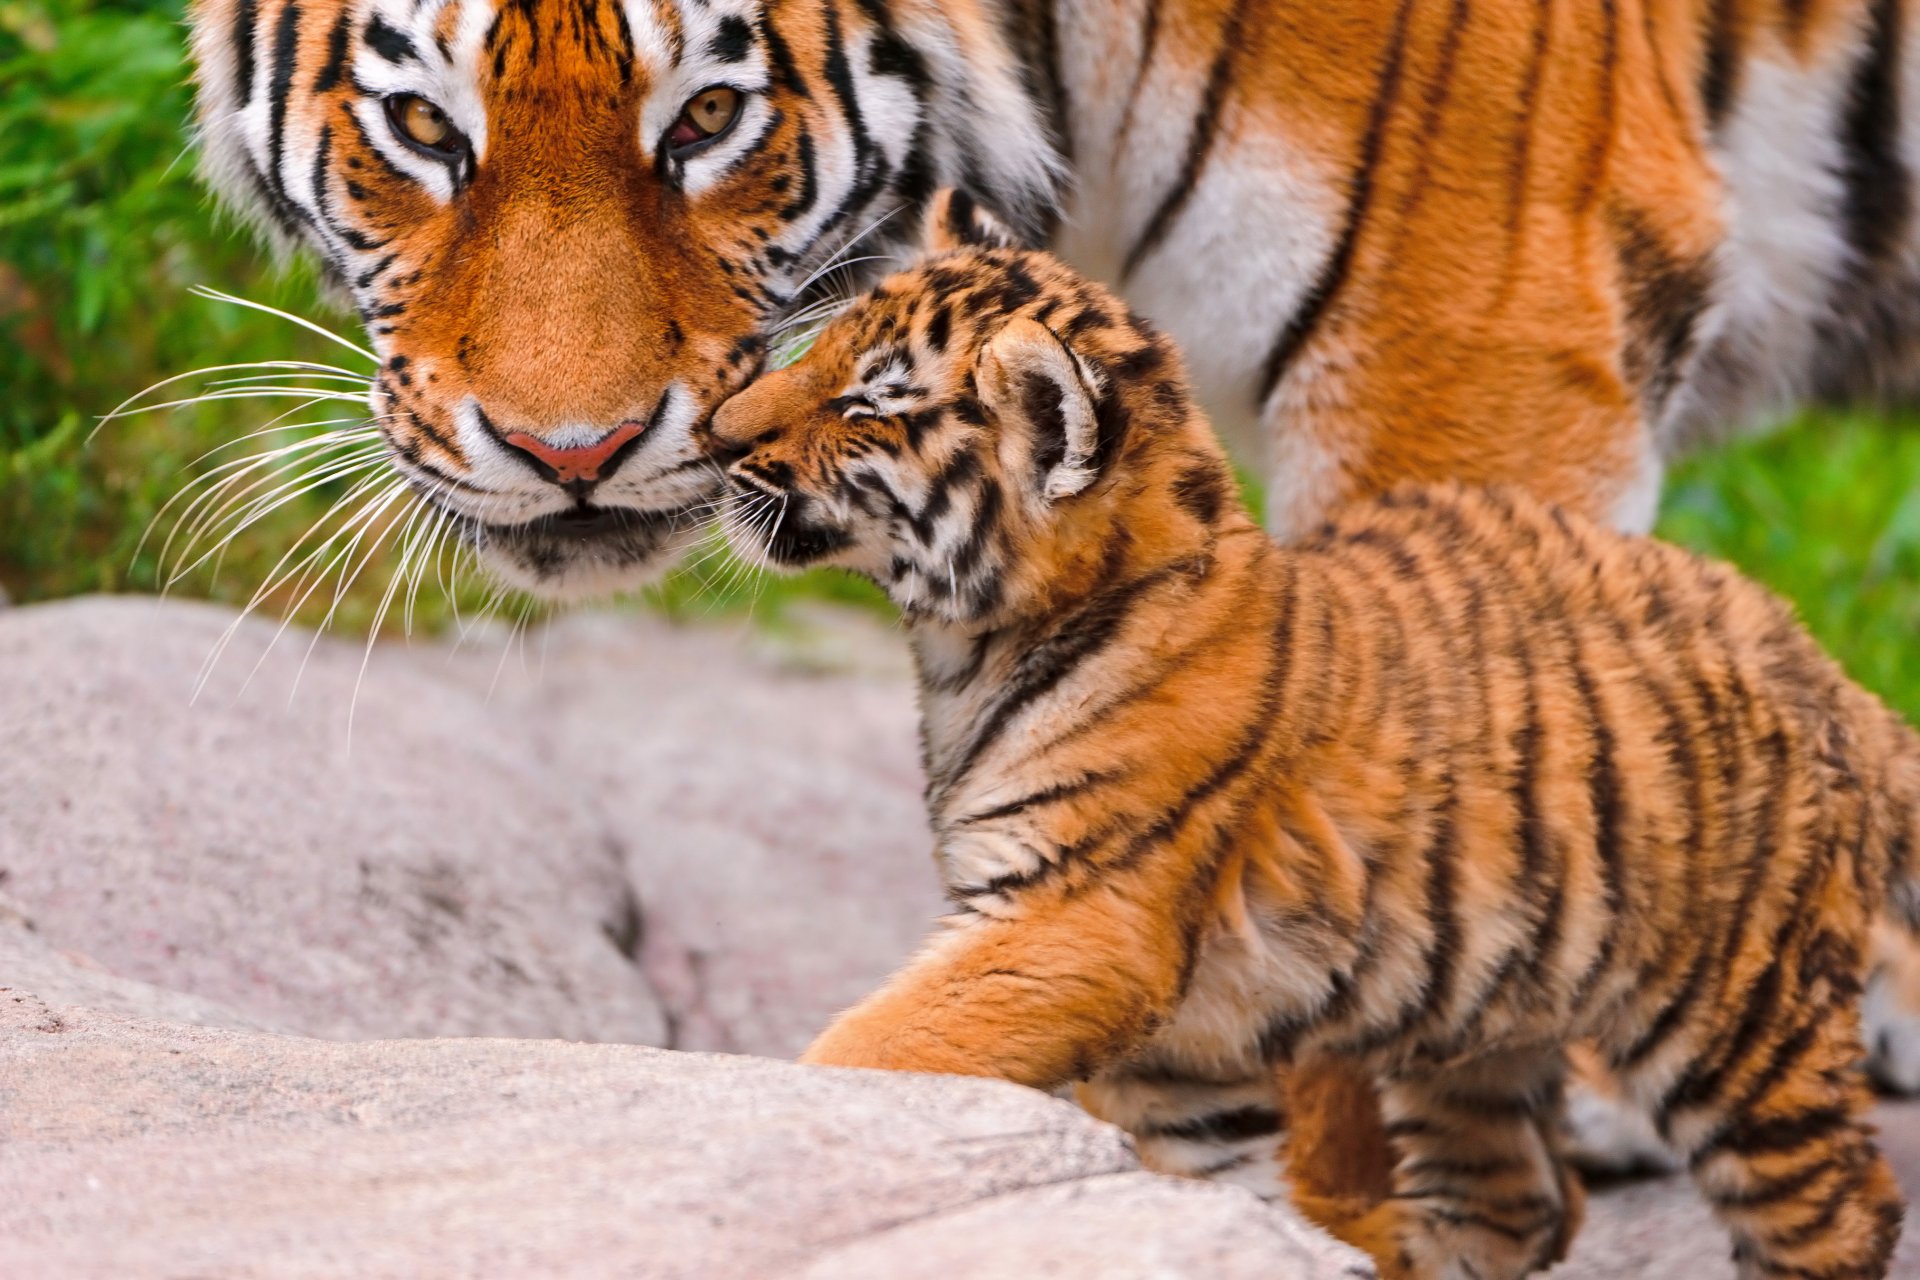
{"left": 502, "top": 420, "right": 649, "bottom": 485}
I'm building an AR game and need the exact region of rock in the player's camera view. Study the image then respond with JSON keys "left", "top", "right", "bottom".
{"left": 0, "top": 996, "right": 1374, "bottom": 1280}
{"left": 478, "top": 609, "right": 940, "bottom": 1057}
{"left": 0, "top": 597, "right": 665, "bottom": 1045}
{"left": 0, "top": 910, "right": 263, "bottom": 1031}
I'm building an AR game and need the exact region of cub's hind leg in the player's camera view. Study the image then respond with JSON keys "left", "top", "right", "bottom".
{"left": 1653, "top": 992, "right": 1902, "bottom": 1279}
{"left": 1297, "top": 1047, "right": 1583, "bottom": 1280}
{"left": 1078, "top": 1064, "right": 1292, "bottom": 1199}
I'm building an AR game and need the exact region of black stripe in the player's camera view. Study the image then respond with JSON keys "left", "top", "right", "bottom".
{"left": 1608, "top": 202, "right": 1713, "bottom": 416}
{"left": 1395, "top": 0, "right": 1472, "bottom": 222}
{"left": 1504, "top": 0, "right": 1554, "bottom": 242}
{"left": 955, "top": 771, "right": 1119, "bottom": 826}
{"left": 1656, "top": 734, "right": 1802, "bottom": 1128}
{"left": 1137, "top": 1104, "right": 1283, "bottom": 1144}
{"left": 266, "top": 0, "right": 304, "bottom": 213}
{"left": 710, "top": 14, "right": 752, "bottom": 62}
{"left": 1837, "top": 0, "right": 1911, "bottom": 270}
{"left": 1102, "top": 558, "right": 1297, "bottom": 876}
{"left": 780, "top": 128, "right": 820, "bottom": 222}
{"left": 1616, "top": 946, "right": 1711, "bottom": 1070}
{"left": 1561, "top": 627, "right": 1627, "bottom": 1012}
{"left": 605, "top": 0, "right": 631, "bottom": 85}
{"left": 940, "top": 544, "right": 1166, "bottom": 792}
{"left": 1692, "top": 1105, "right": 1851, "bottom": 1163}
{"left": 314, "top": 8, "right": 351, "bottom": 92}
{"left": 1405, "top": 494, "right": 1566, "bottom": 988}
{"left": 364, "top": 15, "right": 419, "bottom": 65}
{"left": 354, "top": 252, "right": 397, "bottom": 291}
{"left": 1341, "top": 527, "right": 1466, "bottom": 1036}
{"left": 233, "top": 0, "right": 259, "bottom": 104}
{"left": 1572, "top": 0, "right": 1620, "bottom": 211}
{"left": 759, "top": 13, "right": 809, "bottom": 96}
{"left": 905, "top": 447, "right": 981, "bottom": 542}
{"left": 1121, "top": 0, "right": 1251, "bottom": 279}
{"left": 1710, "top": 1156, "right": 1837, "bottom": 1210}
{"left": 1699, "top": 0, "right": 1742, "bottom": 131}
{"left": 309, "top": 118, "right": 336, "bottom": 240}
{"left": 1257, "top": 0, "right": 1417, "bottom": 402}
{"left": 1782, "top": 0, "right": 1815, "bottom": 45}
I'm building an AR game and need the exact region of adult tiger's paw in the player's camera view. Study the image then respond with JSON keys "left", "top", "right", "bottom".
{"left": 1865, "top": 923, "right": 1920, "bottom": 1092}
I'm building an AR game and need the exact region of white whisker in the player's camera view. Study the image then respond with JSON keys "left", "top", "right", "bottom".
{"left": 189, "top": 286, "right": 379, "bottom": 365}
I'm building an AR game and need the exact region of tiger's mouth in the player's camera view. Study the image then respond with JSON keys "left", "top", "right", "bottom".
{"left": 466, "top": 491, "right": 719, "bottom": 598}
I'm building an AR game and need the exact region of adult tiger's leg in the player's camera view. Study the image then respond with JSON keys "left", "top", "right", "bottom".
{"left": 1297, "top": 1048, "right": 1583, "bottom": 1280}
{"left": 1079, "top": 1066, "right": 1292, "bottom": 1199}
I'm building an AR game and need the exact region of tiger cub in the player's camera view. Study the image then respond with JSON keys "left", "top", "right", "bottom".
{"left": 708, "top": 190, "right": 1918, "bottom": 1280}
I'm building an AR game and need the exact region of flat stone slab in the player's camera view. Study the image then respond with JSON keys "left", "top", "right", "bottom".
{"left": 0, "top": 998, "right": 1370, "bottom": 1280}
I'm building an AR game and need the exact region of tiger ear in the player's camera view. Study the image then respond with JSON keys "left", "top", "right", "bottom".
{"left": 977, "top": 317, "right": 1104, "bottom": 503}
{"left": 923, "top": 188, "right": 1020, "bottom": 254}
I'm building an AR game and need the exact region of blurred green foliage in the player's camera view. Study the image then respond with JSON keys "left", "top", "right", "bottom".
{"left": 1, "top": 0, "right": 1916, "bottom": 719}
{"left": 1, "top": 0, "right": 349, "bottom": 605}
{"left": 1659, "top": 410, "right": 1920, "bottom": 722}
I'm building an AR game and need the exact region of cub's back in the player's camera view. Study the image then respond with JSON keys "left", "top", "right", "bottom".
{"left": 1306, "top": 482, "right": 1852, "bottom": 744}
{"left": 1290, "top": 483, "right": 1908, "bottom": 920}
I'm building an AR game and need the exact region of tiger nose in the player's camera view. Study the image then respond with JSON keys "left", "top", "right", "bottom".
{"left": 501, "top": 419, "right": 648, "bottom": 486}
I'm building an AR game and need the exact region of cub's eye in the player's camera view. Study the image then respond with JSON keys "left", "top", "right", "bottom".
{"left": 668, "top": 86, "right": 744, "bottom": 155}
{"left": 385, "top": 94, "right": 465, "bottom": 158}
{"left": 831, "top": 393, "right": 877, "bottom": 418}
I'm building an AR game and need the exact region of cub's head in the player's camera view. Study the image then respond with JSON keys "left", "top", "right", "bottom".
{"left": 187, "top": 0, "right": 1059, "bottom": 597}
{"left": 709, "top": 190, "right": 1232, "bottom": 625}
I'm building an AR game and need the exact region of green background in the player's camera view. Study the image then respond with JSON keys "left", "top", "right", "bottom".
{"left": 4, "top": 0, "right": 1918, "bottom": 718}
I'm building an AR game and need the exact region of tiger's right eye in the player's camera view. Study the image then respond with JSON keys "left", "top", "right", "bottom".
{"left": 385, "top": 94, "right": 464, "bottom": 159}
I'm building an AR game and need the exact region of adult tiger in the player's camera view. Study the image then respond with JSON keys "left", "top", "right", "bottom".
{"left": 186, "top": 0, "right": 1920, "bottom": 1178}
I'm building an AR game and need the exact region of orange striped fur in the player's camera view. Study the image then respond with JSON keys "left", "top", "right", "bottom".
{"left": 710, "top": 195, "right": 1917, "bottom": 1279}
{"left": 188, "top": 0, "right": 1920, "bottom": 1222}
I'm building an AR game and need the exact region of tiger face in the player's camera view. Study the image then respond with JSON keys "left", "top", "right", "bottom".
{"left": 710, "top": 190, "right": 1219, "bottom": 625}
{"left": 188, "top": 0, "right": 1059, "bottom": 596}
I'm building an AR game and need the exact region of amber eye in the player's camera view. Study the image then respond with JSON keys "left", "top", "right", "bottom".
{"left": 385, "top": 94, "right": 464, "bottom": 158}
{"left": 667, "top": 86, "right": 744, "bottom": 155}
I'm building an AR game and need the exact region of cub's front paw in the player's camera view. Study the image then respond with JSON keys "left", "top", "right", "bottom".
{"left": 798, "top": 1027, "right": 892, "bottom": 1071}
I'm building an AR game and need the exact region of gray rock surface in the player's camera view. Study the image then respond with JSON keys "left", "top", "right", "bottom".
{"left": 483, "top": 610, "right": 939, "bottom": 1056}
{"left": 0, "top": 993, "right": 1371, "bottom": 1279}
{"left": 0, "top": 597, "right": 666, "bottom": 1046}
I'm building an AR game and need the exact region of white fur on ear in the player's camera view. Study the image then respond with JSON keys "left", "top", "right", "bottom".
{"left": 978, "top": 318, "right": 1104, "bottom": 502}
{"left": 922, "top": 188, "right": 1022, "bottom": 255}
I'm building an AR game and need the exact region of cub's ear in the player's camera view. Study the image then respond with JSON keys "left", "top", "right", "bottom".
{"left": 923, "top": 188, "right": 1020, "bottom": 254}
{"left": 978, "top": 317, "right": 1105, "bottom": 503}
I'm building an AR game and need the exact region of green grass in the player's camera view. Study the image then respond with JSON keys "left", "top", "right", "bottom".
{"left": 1658, "top": 409, "right": 1920, "bottom": 723}
{"left": 2, "top": 0, "right": 1916, "bottom": 723}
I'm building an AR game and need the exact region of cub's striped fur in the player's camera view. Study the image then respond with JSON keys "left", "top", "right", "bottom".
{"left": 712, "top": 194, "right": 1918, "bottom": 1279}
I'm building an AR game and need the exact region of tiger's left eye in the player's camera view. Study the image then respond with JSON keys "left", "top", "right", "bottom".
{"left": 385, "top": 94, "right": 466, "bottom": 159}
{"left": 668, "top": 87, "right": 744, "bottom": 155}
